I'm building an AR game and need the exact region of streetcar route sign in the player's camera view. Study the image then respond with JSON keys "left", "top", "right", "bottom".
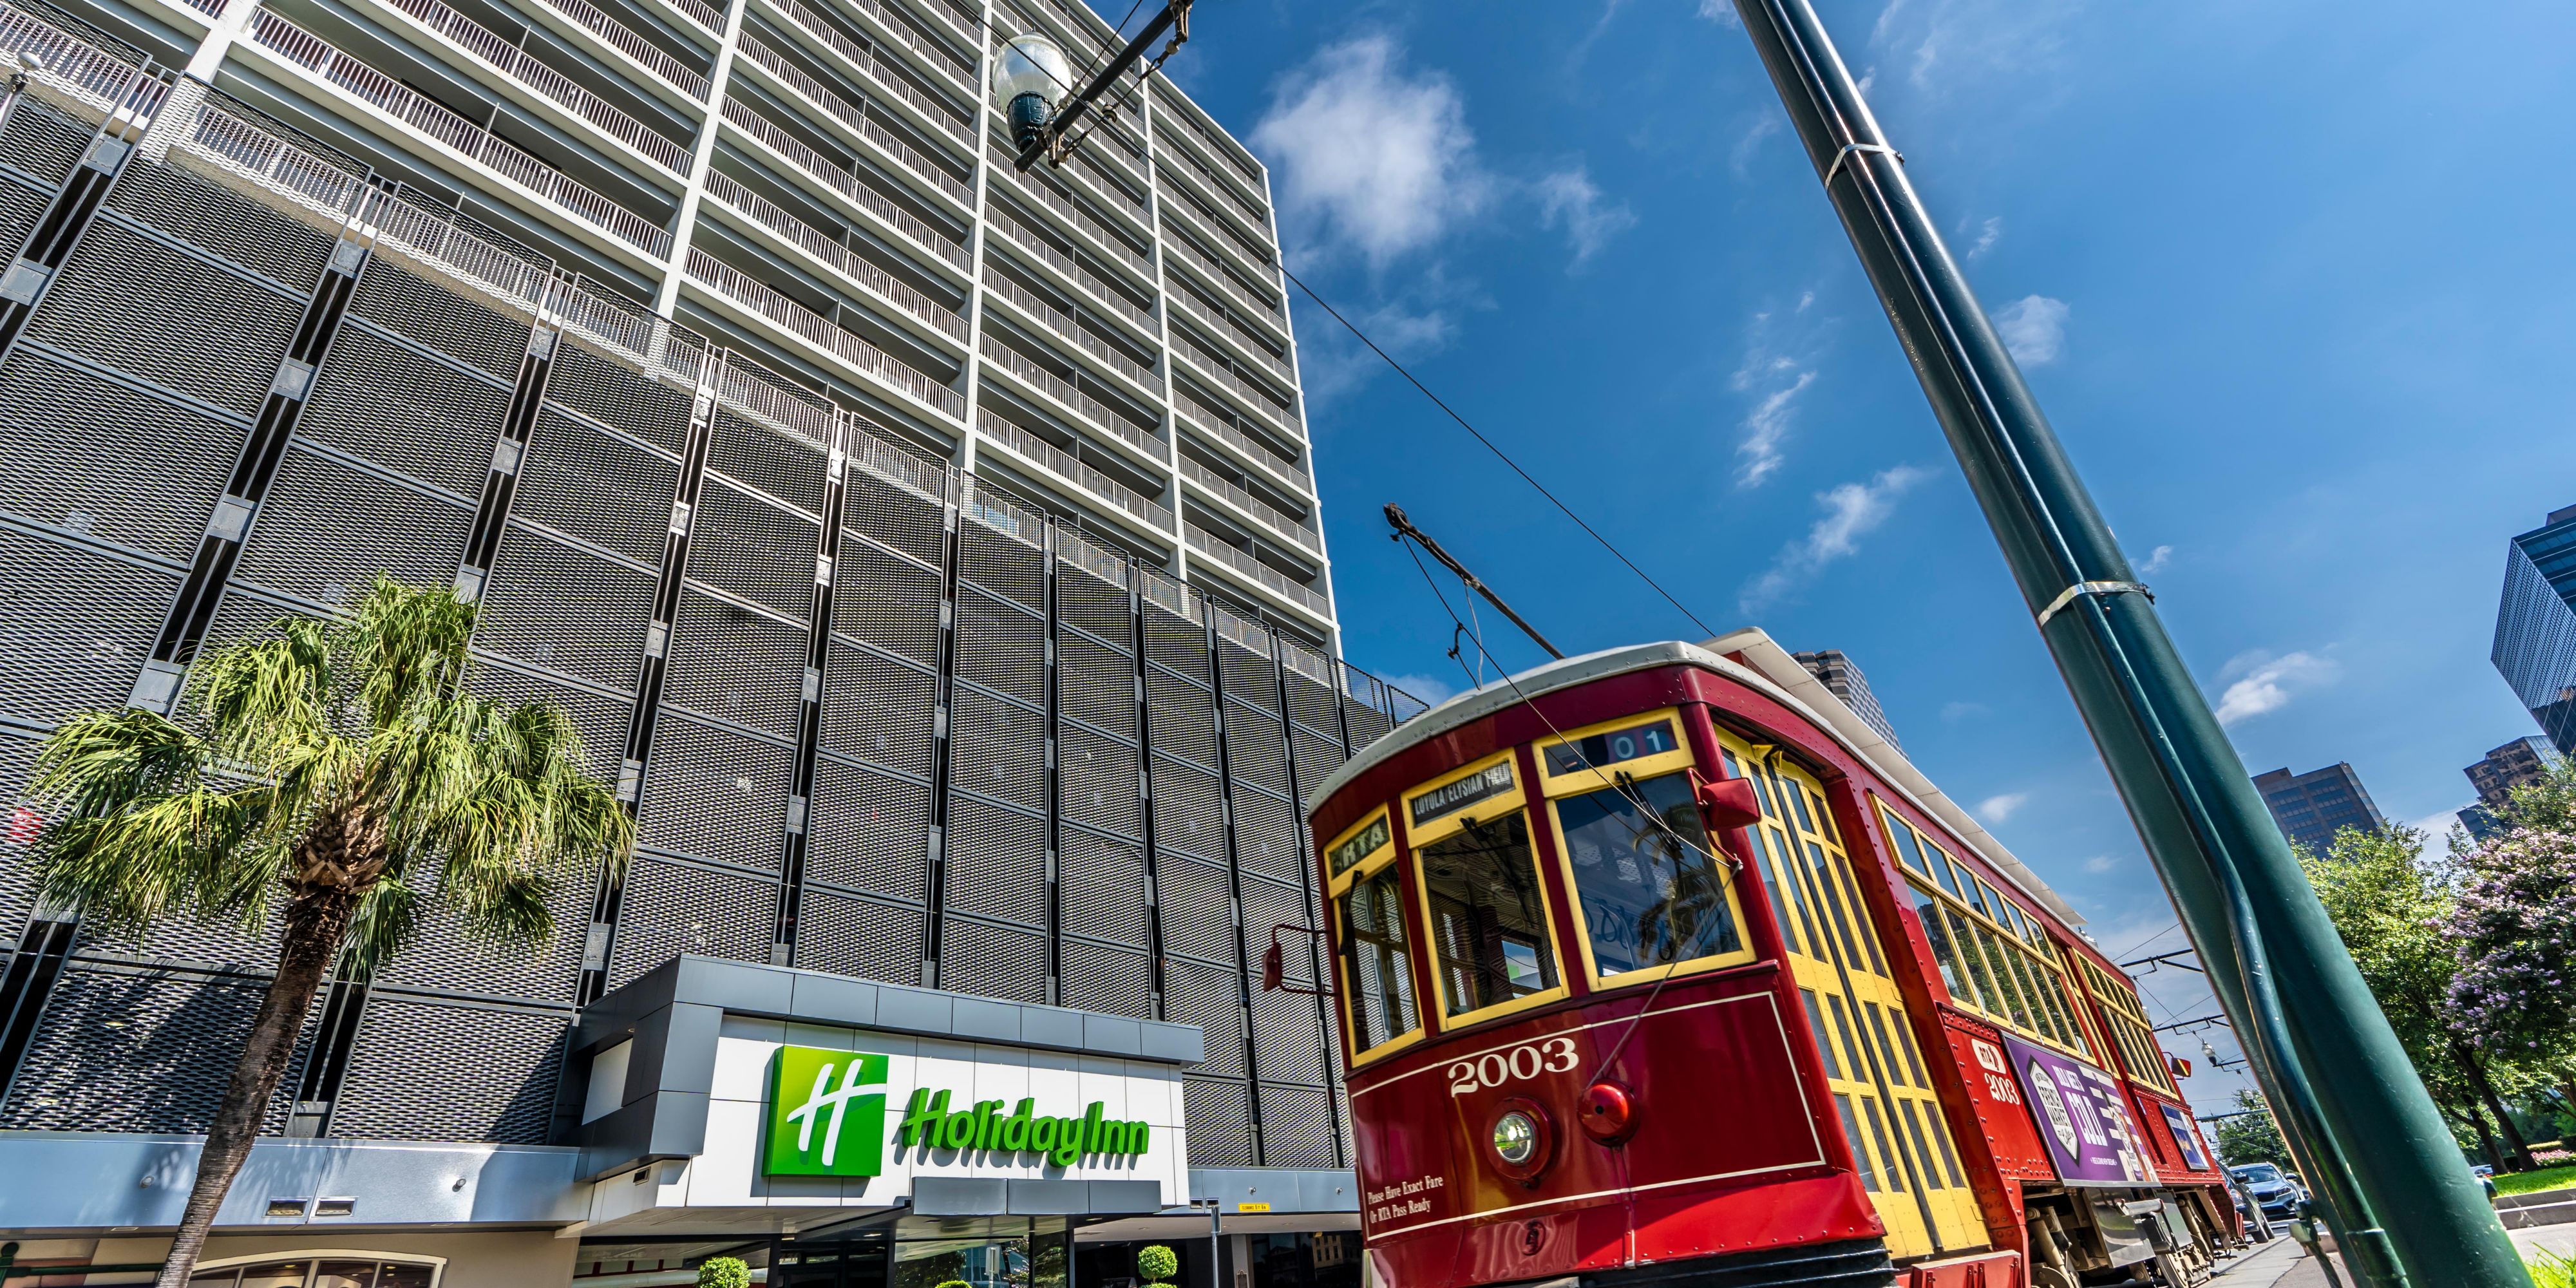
{"left": 2002, "top": 1034, "right": 2155, "bottom": 1188}
{"left": 1410, "top": 763, "right": 1514, "bottom": 827}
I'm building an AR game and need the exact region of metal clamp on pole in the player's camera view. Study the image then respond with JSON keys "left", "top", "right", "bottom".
{"left": 2033, "top": 579, "right": 2152, "bottom": 629}
{"left": 1822, "top": 142, "right": 1900, "bottom": 188}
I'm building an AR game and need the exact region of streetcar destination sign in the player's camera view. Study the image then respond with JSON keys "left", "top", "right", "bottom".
{"left": 1410, "top": 762, "right": 1515, "bottom": 827}
{"left": 1542, "top": 718, "right": 1679, "bottom": 776}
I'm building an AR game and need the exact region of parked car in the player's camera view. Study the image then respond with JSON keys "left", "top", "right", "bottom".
{"left": 2228, "top": 1163, "right": 2307, "bottom": 1218}
{"left": 2472, "top": 1163, "right": 2497, "bottom": 1200}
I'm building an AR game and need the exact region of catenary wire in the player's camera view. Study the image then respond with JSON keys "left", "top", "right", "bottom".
{"left": 1282, "top": 264, "right": 1723, "bottom": 642}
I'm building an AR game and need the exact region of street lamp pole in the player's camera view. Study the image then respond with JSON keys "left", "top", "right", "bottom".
{"left": 1723, "top": 2, "right": 2524, "bottom": 1284}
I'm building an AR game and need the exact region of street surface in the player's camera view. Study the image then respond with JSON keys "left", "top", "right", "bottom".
{"left": 2207, "top": 1225, "right": 2576, "bottom": 1287}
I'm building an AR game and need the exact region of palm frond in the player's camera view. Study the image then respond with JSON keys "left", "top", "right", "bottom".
{"left": 345, "top": 575, "right": 477, "bottom": 730}
{"left": 34, "top": 782, "right": 288, "bottom": 934}
{"left": 189, "top": 616, "right": 340, "bottom": 760}
{"left": 339, "top": 869, "right": 421, "bottom": 976}
{"left": 29, "top": 708, "right": 211, "bottom": 819}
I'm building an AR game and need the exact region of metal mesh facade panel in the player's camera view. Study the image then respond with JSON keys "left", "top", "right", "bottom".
{"left": 609, "top": 855, "right": 781, "bottom": 987}
{"left": 1343, "top": 694, "right": 1394, "bottom": 747}
{"left": 844, "top": 468, "right": 945, "bottom": 568}
{"left": 370, "top": 855, "right": 591, "bottom": 1002}
{"left": 710, "top": 410, "right": 826, "bottom": 514}
{"left": 959, "top": 518, "right": 1044, "bottom": 611}
{"left": 685, "top": 480, "right": 820, "bottom": 620}
{"left": 1292, "top": 728, "right": 1346, "bottom": 807}
{"left": 1217, "top": 639, "right": 1276, "bottom": 714}
{"left": 807, "top": 755, "right": 931, "bottom": 900}
{"left": 547, "top": 341, "right": 692, "bottom": 456}
{"left": 949, "top": 684, "right": 1045, "bottom": 813}
{"left": 0, "top": 731, "right": 40, "bottom": 943}
{"left": 1057, "top": 634, "right": 1135, "bottom": 741}
{"left": 1146, "top": 670, "right": 1218, "bottom": 769}
{"left": 1166, "top": 958, "right": 1246, "bottom": 1079}
{"left": 1240, "top": 875, "right": 1311, "bottom": 985}
{"left": 0, "top": 346, "right": 238, "bottom": 562}
{"left": 1156, "top": 854, "right": 1231, "bottom": 963}
{"left": 296, "top": 323, "right": 511, "bottom": 498}
{"left": 0, "top": 102, "right": 91, "bottom": 218}
{"left": 1061, "top": 938, "right": 1150, "bottom": 1018}
{"left": 819, "top": 643, "right": 936, "bottom": 777}
{"left": 795, "top": 887, "right": 923, "bottom": 984}
{"left": 231, "top": 448, "right": 475, "bottom": 607}
{"left": 944, "top": 795, "right": 1046, "bottom": 927}
{"left": 1232, "top": 790, "right": 1300, "bottom": 886}
{"left": 325, "top": 996, "right": 568, "bottom": 1143}
{"left": 1250, "top": 983, "right": 1327, "bottom": 1085}
{"left": 636, "top": 714, "right": 792, "bottom": 871}
{"left": 514, "top": 410, "right": 680, "bottom": 567}
{"left": 661, "top": 589, "right": 810, "bottom": 741}
{"left": 0, "top": 529, "right": 175, "bottom": 726}
{"left": 938, "top": 916, "right": 1048, "bottom": 1004}
{"left": 349, "top": 261, "right": 530, "bottom": 381}
{"left": 1224, "top": 701, "right": 1293, "bottom": 799}
{"left": 1144, "top": 605, "right": 1208, "bottom": 683}
{"left": 1055, "top": 554, "right": 1130, "bottom": 647}
{"left": 0, "top": 966, "right": 280, "bottom": 1132}
{"left": 104, "top": 162, "right": 332, "bottom": 295}
{"left": 953, "top": 589, "right": 1044, "bottom": 708}
{"left": 471, "top": 527, "right": 655, "bottom": 692}
{"left": 1059, "top": 826, "right": 1146, "bottom": 947}
{"left": 465, "top": 658, "right": 633, "bottom": 782}
{"left": 1059, "top": 723, "right": 1141, "bottom": 838}
{"left": 1150, "top": 762, "right": 1224, "bottom": 862}
{"left": 24, "top": 218, "right": 301, "bottom": 419}
{"left": 1285, "top": 670, "right": 1340, "bottom": 739}
{"left": 84, "top": 882, "right": 282, "bottom": 971}
{"left": 1181, "top": 1075, "right": 1253, "bottom": 1166}
{"left": 831, "top": 534, "right": 942, "bottom": 665}
{"left": 1257, "top": 1083, "right": 1337, "bottom": 1166}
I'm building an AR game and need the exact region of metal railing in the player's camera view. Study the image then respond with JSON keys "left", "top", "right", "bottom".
{"left": 369, "top": 0, "right": 693, "bottom": 172}
{"left": 1173, "top": 390, "right": 1306, "bottom": 486}
{"left": 1166, "top": 283, "right": 1291, "bottom": 385}
{"left": 1154, "top": 90, "right": 1264, "bottom": 192}
{"left": 977, "top": 408, "right": 1172, "bottom": 532}
{"left": 526, "top": 0, "right": 708, "bottom": 99}
{"left": 1179, "top": 456, "right": 1317, "bottom": 553}
{"left": 989, "top": 144, "right": 1153, "bottom": 279}
{"left": 828, "top": 0, "right": 973, "bottom": 93}
{"left": 0, "top": 5, "right": 151, "bottom": 112}
{"left": 1157, "top": 189, "right": 1277, "bottom": 288}
{"left": 981, "top": 270, "right": 1156, "bottom": 393}
{"left": 247, "top": 13, "right": 673, "bottom": 256}
{"left": 649, "top": 0, "right": 722, "bottom": 37}
{"left": 737, "top": 36, "right": 969, "bottom": 207}
{"left": 185, "top": 0, "right": 226, "bottom": 15}
{"left": 1185, "top": 525, "right": 1327, "bottom": 616}
{"left": 689, "top": 248, "right": 966, "bottom": 419}
{"left": 1155, "top": 137, "right": 1267, "bottom": 233}
{"left": 720, "top": 97, "right": 968, "bottom": 270}
{"left": 1162, "top": 231, "right": 1283, "bottom": 330}
{"left": 978, "top": 333, "right": 1160, "bottom": 459}
{"left": 983, "top": 209, "right": 1156, "bottom": 338}
{"left": 1171, "top": 332, "right": 1296, "bottom": 431}
{"left": 703, "top": 171, "right": 966, "bottom": 343}
{"left": 759, "top": 0, "right": 969, "bottom": 142}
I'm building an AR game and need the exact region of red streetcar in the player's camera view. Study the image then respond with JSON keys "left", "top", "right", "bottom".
{"left": 1300, "top": 632, "right": 2240, "bottom": 1288}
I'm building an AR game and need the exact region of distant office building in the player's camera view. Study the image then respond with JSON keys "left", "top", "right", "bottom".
{"left": 1794, "top": 649, "right": 1900, "bottom": 750}
{"left": 2494, "top": 505, "right": 2576, "bottom": 756}
{"left": 2253, "top": 763, "right": 2388, "bottom": 855}
{"left": 2461, "top": 735, "right": 2561, "bottom": 842}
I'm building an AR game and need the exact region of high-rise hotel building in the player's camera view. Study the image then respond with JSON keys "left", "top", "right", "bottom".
{"left": 0, "top": 0, "right": 1414, "bottom": 1280}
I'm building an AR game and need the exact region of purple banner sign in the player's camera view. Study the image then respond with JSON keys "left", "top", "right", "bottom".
{"left": 2003, "top": 1034, "right": 2156, "bottom": 1188}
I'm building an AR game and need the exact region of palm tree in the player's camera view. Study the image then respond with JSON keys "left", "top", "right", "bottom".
{"left": 26, "top": 576, "right": 630, "bottom": 1287}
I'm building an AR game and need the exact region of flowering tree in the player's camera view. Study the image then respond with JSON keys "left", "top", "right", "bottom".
{"left": 2448, "top": 758, "right": 2576, "bottom": 1117}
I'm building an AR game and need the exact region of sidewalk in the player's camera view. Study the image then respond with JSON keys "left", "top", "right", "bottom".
{"left": 2208, "top": 1225, "right": 2575, "bottom": 1287}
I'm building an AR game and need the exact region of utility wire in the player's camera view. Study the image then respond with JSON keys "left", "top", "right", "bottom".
{"left": 1280, "top": 264, "right": 1722, "bottom": 642}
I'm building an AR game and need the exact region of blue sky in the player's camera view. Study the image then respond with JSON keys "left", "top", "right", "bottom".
{"left": 1142, "top": 0, "right": 2576, "bottom": 1112}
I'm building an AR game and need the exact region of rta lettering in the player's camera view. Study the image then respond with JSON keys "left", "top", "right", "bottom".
{"left": 895, "top": 1088, "right": 1151, "bottom": 1166}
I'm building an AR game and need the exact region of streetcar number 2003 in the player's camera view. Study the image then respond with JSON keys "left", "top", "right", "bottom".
{"left": 1448, "top": 1037, "right": 1578, "bottom": 1095}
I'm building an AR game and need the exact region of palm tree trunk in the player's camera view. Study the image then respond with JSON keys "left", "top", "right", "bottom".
{"left": 153, "top": 886, "right": 359, "bottom": 1288}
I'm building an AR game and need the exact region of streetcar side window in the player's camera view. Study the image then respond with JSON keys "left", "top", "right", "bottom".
{"left": 1800, "top": 989, "right": 1842, "bottom": 1079}
{"left": 1419, "top": 812, "right": 1562, "bottom": 1021}
{"left": 1908, "top": 882, "right": 1971, "bottom": 1000}
{"left": 1552, "top": 771, "right": 1746, "bottom": 980}
{"left": 1920, "top": 837, "right": 1969, "bottom": 902}
{"left": 1832, "top": 1095, "right": 1880, "bottom": 1191}
{"left": 1337, "top": 865, "right": 1419, "bottom": 1056}
{"left": 1880, "top": 806, "right": 1929, "bottom": 875}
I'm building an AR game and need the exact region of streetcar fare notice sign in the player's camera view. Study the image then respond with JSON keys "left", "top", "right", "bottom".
{"left": 2002, "top": 1034, "right": 2156, "bottom": 1188}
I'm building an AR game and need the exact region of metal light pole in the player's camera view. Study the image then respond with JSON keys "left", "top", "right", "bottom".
{"left": 1723, "top": 2, "right": 2525, "bottom": 1284}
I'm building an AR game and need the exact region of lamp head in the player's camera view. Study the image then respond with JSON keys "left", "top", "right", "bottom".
{"left": 992, "top": 33, "right": 1070, "bottom": 152}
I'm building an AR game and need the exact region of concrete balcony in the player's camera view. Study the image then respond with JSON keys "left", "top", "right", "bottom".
{"left": 519, "top": 0, "right": 709, "bottom": 112}
{"left": 346, "top": 0, "right": 694, "bottom": 176}
{"left": 988, "top": 141, "right": 1154, "bottom": 285}
{"left": 754, "top": 0, "right": 971, "bottom": 146}
{"left": 982, "top": 209, "right": 1156, "bottom": 344}
{"left": 976, "top": 333, "right": 1164, "bottom": 473}
{"left": 732, "top": 35, "right": 970, "bottom": 213}
{"left": 686, "top": 248, "right": 967, "bottom": 424}
{"left": 1173, "top": 390, "right": 1306, "bottom": 497}
{"left": 1162, "top": 232, "right": 1286, "bottom": 342}
{"left": 816, "top": 0, "right": 976, "bottom": 98}
{"left": 1184, "top": 524, "right": 1329, "bottom": 625}
{"left": 1153, "top": 137, "right": 1268, "bottom": 239}
{"left": 980, "top": 270, "right": 1161, "bottom": 409}
{"left": 975, "top": 407, "right": 1172, "bottom": 537}
{"left": 1170, "top": 334, "right": 1298, "bottom": 441}
{"left": 1157, "top": 191, "right": 1274, "bottom": 293}
{"left": 1166, "top": 283, "right": 1291, "bottom": 388}
{"left": 241, "top": 13, "right": 672, "bottom": 263}
{"left": 701, "top": 170, "right": 967, "bottom": 354}
{"left": 1153, "top": 88, "right": 1264, "bottom": 195}
{"left": 1179, "top": 456, "right": 1317, "bottom": 556}
{"left": 718, "top": 97, "right": 969, "bottom": 278}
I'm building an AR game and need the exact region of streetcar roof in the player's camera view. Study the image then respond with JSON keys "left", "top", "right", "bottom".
{"left": 1310, "top": 629, "right": 2085, "bottom": 928}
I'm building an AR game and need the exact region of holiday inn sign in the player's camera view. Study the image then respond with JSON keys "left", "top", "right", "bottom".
{"left": 764, "top": 1045, "right": 1153, "bottom": 1179}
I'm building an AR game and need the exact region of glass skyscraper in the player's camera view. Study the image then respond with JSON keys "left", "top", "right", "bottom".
{"left": 2494, "top": 504, "right": 2576, "bottom": 757}
{"left": 2251, "top": 763, "right": 2387, "bottom": 856}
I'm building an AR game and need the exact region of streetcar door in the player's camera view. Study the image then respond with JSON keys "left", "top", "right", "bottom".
{"left": 1714, "top": 734, "right": 1985, "bottom": 1258}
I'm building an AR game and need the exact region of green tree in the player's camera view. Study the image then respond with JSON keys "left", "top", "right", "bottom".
{"left": 697, "top": 1259, "right": 752, "bottom": 1288}
{"left": 2304, "top": 826, "right": 2535, "bottom": 1170}
{"left": 1136, "top": 1246, "right": 1179, "bottom": 1288}
{"left": 2214, "top": 1088, "right": 2289, "bottom": 1168}
{"left": 2450, "top": 756, "right": 2576, "bottom": 1113}
{"left": 29, "top": 578, "right": 630, "bottom": 1287}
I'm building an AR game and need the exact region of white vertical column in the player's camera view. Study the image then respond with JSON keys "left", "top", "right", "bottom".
{"left": 653, "top": 0, "right": 751, "bottom": 316}
{"left": 953, "top": 0, "right": 995, "bottom": 475}
{"left": 1258, "top": 155, "right": 1336, "bottom": 657}
{"left": 1138, "top": 77, "right": 1186, "bottom": 579}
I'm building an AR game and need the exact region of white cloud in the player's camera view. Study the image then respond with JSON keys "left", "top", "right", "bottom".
{"left": 1739, "top": 466, "right": 1935, "bottom": 611}
{"left": 1965, "top": 215, "right": 2002, "bottom": 260}
{"left": 1729, "top": 111, "right": 1781, "bottom": 178}
{"left": 1870, "top": 0, "right": 2079, "bottom": 96}
{"left": 1296, "top": 292, "right": 1457, "bottom": 406}
{"left": 1941, "top": 700, "right": 1989, "bottom": 721}
{"left": 1734, "top": 371, "right": 1815, "bottom": 488}
{"left": 2082, "top": 855, "right": 2118, "bottom": 875}
{"left": 2212, "top": 650, "right": 2340, "bottom": 726}
{"left": 1696, "top": 0, "right": 1740, "bottom": 26}
{"left": 1994, "top": 294, "right": 2069, "bottom": 366}
{"left": 1976, "top": 793, "right": 2029, "bottom": 824}
{"left": 1381, "top": 672, "right": 1457, "bottom": 708}
{"left": 1252, "top": 35, "right": 1490, "bottom": 270}
{"left": 2140, "top": 544, "right": 2174, "bottom": 574}
{"left": 1729, "top": 293, "right": 1828, "bottom": 488}
{"left": 1534, "top": 166, "right": 1636, "bottom": 270}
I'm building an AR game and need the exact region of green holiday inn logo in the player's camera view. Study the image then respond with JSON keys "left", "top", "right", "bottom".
{"left": 762, "top": 1045, "right": 1155, "bottom": 1179}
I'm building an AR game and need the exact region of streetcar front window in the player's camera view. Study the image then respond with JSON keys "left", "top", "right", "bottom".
{"left": 1419, "top": 812, "right": 1562, "bottom": 1019}
{"left": 1554, "top": 772, "right": 1745, "bottom": 978}
{"left": 1338, "top": 865, "right": 1419, "bottom": 1053}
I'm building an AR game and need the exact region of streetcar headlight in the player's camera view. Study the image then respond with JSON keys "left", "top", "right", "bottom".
{"left": 1491, "top": 1110, "right": 1539, "bottom": 1165}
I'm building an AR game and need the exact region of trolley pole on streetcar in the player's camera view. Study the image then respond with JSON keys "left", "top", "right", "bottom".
{"left": 1723, "top": 2, "right": 2524, "bottom": 1284}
